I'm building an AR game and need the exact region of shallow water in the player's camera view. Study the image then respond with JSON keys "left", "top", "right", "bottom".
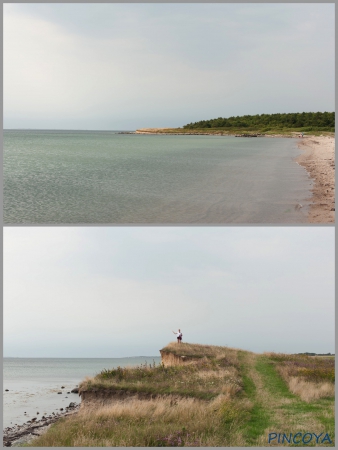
{"left": 4, "top": 131, "right": 312, "bottom": 224}
{"left": 3, "top": 357, "right": 161, "bottom": 428}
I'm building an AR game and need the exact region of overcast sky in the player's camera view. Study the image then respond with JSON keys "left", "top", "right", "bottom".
{"left": 4, "top": 227, "right": 334, "bottom": 357}
{"left": 4, "top": 3, "right": 334, "bottom": 130}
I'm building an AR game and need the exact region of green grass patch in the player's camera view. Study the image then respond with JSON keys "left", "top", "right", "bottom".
{"left": 241, "top": 371, "right": 256, "bottom": 398}
{"left": 256, "top": 357, "right": 295, "bottom": 399}
{"left": 238, "top": 353, "right": 271, "bottom": 445}
{"left": 243, "top": 403, "right": 270, "bottom": 445}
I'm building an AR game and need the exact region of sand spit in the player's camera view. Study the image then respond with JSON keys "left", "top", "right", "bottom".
{"left": 297, "top": 136, "right": 335, "bottom": 223}
{"left": 135, "top": 128, "right": 172, "bottom": 134}
{"left": 3, "top": 403, "right": 80, "bottom": 447}
{"left": 135, "top": 128, "right": 296, "bottom": 137}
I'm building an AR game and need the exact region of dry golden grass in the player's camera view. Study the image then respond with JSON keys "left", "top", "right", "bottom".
{"left": 196, "top": 368, "right": 236, "bottom": 379}
{"left": 265, "top": 352, "right": 335, "bottom": 383}
{"left": 162, "top": 342, "right": 241, "bottom": 364}
{"left": 288, "top": 376, "right": 335, "bottom": 402}
{"left": 28, "top": 395, "right": 250, "bottom": 447}
{"left": 277, "top": 365, "right": 335, "bottom": 402}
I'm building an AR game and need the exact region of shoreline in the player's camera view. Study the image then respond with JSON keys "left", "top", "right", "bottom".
{"left": 3, "top": 403, "right": 80, "bottom": 447}
{"left": 296, "top": 136, "right": 335, "bottom": 223}
{"left": 134, "top": 128, "right": 334, "bottom": 138}
{"left": 134, "top": 128, "right": 300, "bottom": 137}
{"left": 135, "top": 130, "right": 335, "bottom": 223}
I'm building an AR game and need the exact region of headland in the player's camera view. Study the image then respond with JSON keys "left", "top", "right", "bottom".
{"left": 18, "top": 342, "right": 335, "bottom": 447}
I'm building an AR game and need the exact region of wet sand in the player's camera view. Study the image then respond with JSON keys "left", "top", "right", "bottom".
{"left": 297, "top": 136, "right": 335, "bottom": 223}
{"left": 3, "top": 403, "right": 80, "bottom": 447}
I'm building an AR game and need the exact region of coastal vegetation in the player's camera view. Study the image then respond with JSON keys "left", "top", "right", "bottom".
{"left": 27, "top": 343, "right": 335, "bottom": 447}
{"left": 79, "top": 343, "right": 242, "bottom": 400}
{"left": 266, "top": 352, "right": 335, "bottom": 402}
{"left": 183, "top": 112, "right": 335, "bottom": 132}
{"left": 136, "top": 112, "right": 335, "bottom": 136}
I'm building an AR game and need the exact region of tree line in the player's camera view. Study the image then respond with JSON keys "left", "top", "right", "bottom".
{"left": 183, "top": 112, "right": 335, "bottom": 130}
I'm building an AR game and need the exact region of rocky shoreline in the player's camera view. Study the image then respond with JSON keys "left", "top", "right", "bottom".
{"left": 3, "top": 402, "right": 80, "bottom": 447}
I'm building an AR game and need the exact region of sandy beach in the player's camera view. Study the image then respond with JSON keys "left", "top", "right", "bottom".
{"left": 297, "top": 136, "right": 335, "bottom": 223}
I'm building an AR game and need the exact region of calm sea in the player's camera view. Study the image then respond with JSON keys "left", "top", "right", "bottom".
{"left": 4, "top": 131, "right": 312, "bottom": 224}
{"left": 3, "top": 357, "right": 161, "bottom": 428}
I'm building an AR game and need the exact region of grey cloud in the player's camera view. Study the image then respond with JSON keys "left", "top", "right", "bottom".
{"left": 4, "top": 228, "right": 334, "bottom": 356}
{"left": 4, "top": 4, "right": 335, "bottom": 131}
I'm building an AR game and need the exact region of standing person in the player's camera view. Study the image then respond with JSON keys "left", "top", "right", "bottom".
{"left": 173, "top": 329, "right": 183, "bottom": 343}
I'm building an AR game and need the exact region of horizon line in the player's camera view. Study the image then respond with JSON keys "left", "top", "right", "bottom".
{"left": 3, "top": 355, "right": 162, "bottom": 359}
{"left": 3, "top": 128, "right": 137, "bottom": 132}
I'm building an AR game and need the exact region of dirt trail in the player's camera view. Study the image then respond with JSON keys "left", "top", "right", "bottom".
{"left": 239, "top": 353, "right": 333, "bottom": 446}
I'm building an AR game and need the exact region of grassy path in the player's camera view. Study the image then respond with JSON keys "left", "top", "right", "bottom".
{"left": 238, "top": 352, "right": 334, "bottom": 446}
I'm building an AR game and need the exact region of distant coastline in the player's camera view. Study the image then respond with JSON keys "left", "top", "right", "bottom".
{"left": 134, "top": 128, "right": 334, "bottom": 138}
{"left": 135, "top": 111, "right": 335, "bottom": 137}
